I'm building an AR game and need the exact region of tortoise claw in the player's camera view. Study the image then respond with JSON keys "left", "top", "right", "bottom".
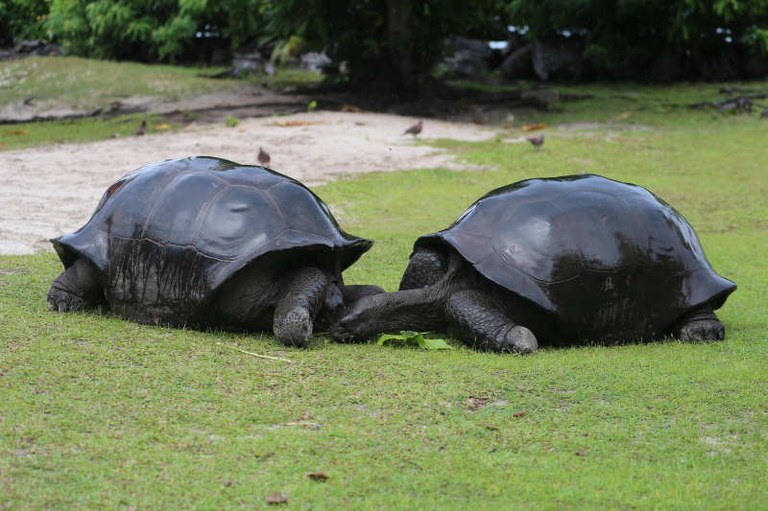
{"left": 676, "top": 319, "right": 725, "bottom": 341}
{"left": 273, "top": 306, "right": 313, "bottom": 348}
{"left": 674, "top": 308, "right": 725, "bottom": 341}
{"left": 506, "top": 325, "right": 538, "bottom": 354}
{"left": 47, "top": 285, "right": 90, "bottom": 313}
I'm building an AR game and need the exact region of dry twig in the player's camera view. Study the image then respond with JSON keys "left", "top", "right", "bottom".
{"left": 217, "top": 342, "right": 293, "bottom": 362}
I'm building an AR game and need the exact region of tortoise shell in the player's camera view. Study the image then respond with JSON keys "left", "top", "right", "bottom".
{"left": 52, "top": 156, "right": 372, "bottom": 322}
{"left": 413, "top": 174, "right": 736, "bottom": 341}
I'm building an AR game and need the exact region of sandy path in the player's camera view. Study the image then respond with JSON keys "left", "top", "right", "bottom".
{"left": 0, "top": 111, "right": 502, "bottom": 255}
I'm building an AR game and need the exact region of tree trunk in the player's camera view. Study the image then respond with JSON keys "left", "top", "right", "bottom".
{"left": 385, "top": 0, "right": 419, "bottom": 95}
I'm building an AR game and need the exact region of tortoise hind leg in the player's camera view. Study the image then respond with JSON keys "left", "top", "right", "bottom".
{"left": 47, "top": 258, "right": 105, "bottom": 313}
{"left": 673, "top": 307, "right": 725, "bottom": 341}
{"left": 273, "top": 267, "right": 329, "bottom": 347}
{"left": 446, "top": 289, "right": 538, "bottom": 354}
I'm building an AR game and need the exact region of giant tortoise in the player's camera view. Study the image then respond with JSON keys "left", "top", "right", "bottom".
{"left": 332, "top": 174, "right": 736, "bottom": 353}
{"left": 48, "top": 156, "right": 378, "bottom": 347}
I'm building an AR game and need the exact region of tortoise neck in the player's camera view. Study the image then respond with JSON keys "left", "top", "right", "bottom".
{"left": 334, "top": 286, "right": 446, "bottom": 341}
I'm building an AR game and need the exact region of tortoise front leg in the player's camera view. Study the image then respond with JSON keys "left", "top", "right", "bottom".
{"left": 273, "top": 267, "right": 329, "bottom": 347}
{"left": 445, "top": 289, "right": 538, "bottom": 354}
{"left": 47, "top": 258, "right": 105, "bottom": 313}
{"left": 673, "top": 307, "right": 725, "bottom": 341}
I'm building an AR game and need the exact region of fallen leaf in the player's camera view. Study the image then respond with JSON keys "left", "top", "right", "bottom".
{"left": 512, "top": 410, "right": 529, "bottom": 418}
{"left": 523, "top": 123, "right": 547, "bottom": 131}
{"left": 307, "top": 472, "right": 329, "bottom": 482}
{"left": 2, "top": 129, "right": 28, "bottom": 136}
{"left": 266, "top": 492, "right": 288, "bottom": 504}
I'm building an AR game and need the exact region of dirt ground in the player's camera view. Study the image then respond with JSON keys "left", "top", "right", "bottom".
{"left": 0, "top": 110, "right": 506, "bottom": 255}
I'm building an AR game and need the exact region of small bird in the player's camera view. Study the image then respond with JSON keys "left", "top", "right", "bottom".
{"left": 403, "top": 120, "right": 423, "bottom": 136}
{"left": 527, "top": 134, "right": 545, "bottom": 149}
{"left": 258, "top": 146, "right": 271, "bottom": 167}
{"left": 135, "top": 120, "right": 147, "bottom": 136}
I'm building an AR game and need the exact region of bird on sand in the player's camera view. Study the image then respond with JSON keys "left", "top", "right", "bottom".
{"left": 135, "top": 120, "right": 147, "bottom": 136}
{"left": 258, "top": 146, "right": 271, "bottom": 167}
{"left": 526, "top": 133, "right": 545, "bottom": 149}
{"left": 403, "top": 120, "right": 423, "bottom": 136}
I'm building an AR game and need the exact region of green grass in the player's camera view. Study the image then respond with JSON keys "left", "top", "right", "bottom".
{"left": 0, "top": 56, "right": 234, "bottom": 149}
{"left": 0, "top": 56, "right": 235, "bottom": 108}
{"left": 251, "top": 67, "right": 325, "bottom": 90}
{"left": 0, "top": 57, "right": 322, "bottom": 150}
{"left": 1, "top": 63, "right": 768, "bottom": 509}
{"left": 0, "top": 113, "right": 183, "bottom": 150}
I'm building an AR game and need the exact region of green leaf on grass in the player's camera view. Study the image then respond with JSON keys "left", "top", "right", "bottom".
{"left": 376, "top": 331, "right": 453, "bottom": 350}
{"left": 419, "top": 337, "right": 453, "bottom": 350}
{"left": 376, "top": 331, "right": 420, "bottom": 347}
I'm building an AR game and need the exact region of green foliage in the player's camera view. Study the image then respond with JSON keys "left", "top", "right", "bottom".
{"left": 266, "top": 0, "right": 502, "bottom": 92}
{"left": 224, "top": 114, "right": 239, "bottom": 127}
{"left": 152, "top": 13, "right": 197, "bottom": 62}
{"left": 41, "top": 0, "right": 272, "bottom": 62}
{"left": 270, "top": 34, "right": 304, "bottom": 65}
{"left": 0, "top": 0, "right": 48, "bottom": 45}
{"left": 44, "top": 0, "right": 88, "bottom": 54}
{"left": 46, "top": 0, "right": 178, "bottom": 60}
{"left": 4, "top": 0, "right": 768, "bottom": 87}
{"left": 507, "top": 0, "right": 768, "bottom": 75}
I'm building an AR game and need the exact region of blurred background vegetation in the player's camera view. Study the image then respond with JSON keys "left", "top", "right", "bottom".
{"left": 1, "top": 0, "right": 768, "bottom": 95}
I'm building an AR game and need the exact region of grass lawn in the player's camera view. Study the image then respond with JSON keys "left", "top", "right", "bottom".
{"left": 1, "top": 62, "right": 767, "bottom": 509}
{"left": 0, "top": 57, "right": 321, "bottom": 150}
{"left": 0, "top": 57, "right": 233, "bottom": 106}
